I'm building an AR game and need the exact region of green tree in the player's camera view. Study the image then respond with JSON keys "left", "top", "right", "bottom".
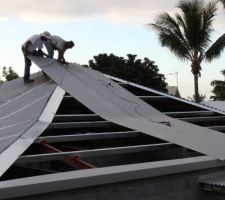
{"left": 150, "top": 0, "right": 225, "bottom": 102}
{"left": 88, "top": 53, "right": 168, "bottom": 92}
{"left": 2, "top": 67, "right": 19, "bottom": 81}
{"left": 188, "top": 94, "right": 206, "bottom": 102}
{"left": 210, "top": 70, "right": 225, "bottom": 100}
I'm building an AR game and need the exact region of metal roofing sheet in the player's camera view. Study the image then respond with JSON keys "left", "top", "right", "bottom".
{"left": 203, "top": 101, "right": 225, "bottom": 112}
{"left": 107, "top": 75, "right": 225, "bottom": 116}
{"left": 0, "top": 85, "right": 64, "bottom": 177}
{"left": 199, "top": 170, "right": 225, "bottom": 187}
{"left": 30, "top": 56, "right": 225, "bottom": 160}
{"left": 0, "top": 73, "right": 56, "bottom": 153}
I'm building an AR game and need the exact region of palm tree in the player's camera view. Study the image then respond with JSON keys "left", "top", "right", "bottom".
{"left": 210, "top": 70, "right": 225, "bottom": 100}
{"left": 150, "top": 0, "right": 225, "bottom": 102}
{"left": 188, "top": 94, "right": 206, "bottom": 102}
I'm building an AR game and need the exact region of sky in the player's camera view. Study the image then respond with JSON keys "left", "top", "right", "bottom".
{"left": 0, "top": 0, "right": 225, "bottom": 99}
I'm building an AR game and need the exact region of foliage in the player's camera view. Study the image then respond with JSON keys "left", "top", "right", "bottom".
{"left": 210, "top": 70, "right": 225, "bottom": 100}
{"left": 2, "top": 67, "right": 19, "bottom": 81}
{"left": 188, "top": 94, "right": 206, "bottom": 102}
{"left": 87, "top": 53, "right": 168, "bottom": 92}
{"left": 150, "top": 0, "right": 225, "bottom": 102}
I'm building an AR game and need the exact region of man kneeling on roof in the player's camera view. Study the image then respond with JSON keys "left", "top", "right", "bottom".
{"left": 22, "top": 31, "right": 51, "bottom": 84}
{"left": 44, "top": 35, "right": 74, "bottom": 64}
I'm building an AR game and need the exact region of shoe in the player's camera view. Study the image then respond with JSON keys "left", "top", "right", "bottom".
{"left": 24, "top": 78, "right": 34, "bottom": 84}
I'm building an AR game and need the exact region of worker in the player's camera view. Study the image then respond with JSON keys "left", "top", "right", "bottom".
{"left": 45, "top": 35, "right": 74, "bottom": 64}
{"left": 22, "top": 31, "right": 51, "bottom": 83}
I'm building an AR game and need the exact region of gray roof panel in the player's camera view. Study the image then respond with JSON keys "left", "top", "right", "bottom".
{"left": 203, "top": 101, "right": 225, "bottom": 112}
{"left": 0, "top": 73, "right": 62, "bottom": 177}
{"left": 30, "top": 56, "right": 225, "bottom": 160}
{"left": 199, "top": 170, "right": 225, "bottom": 187}
{"left": 0, "top": 73, "right": 56, "bottom": 153}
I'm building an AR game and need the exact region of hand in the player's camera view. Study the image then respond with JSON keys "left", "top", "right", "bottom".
{"left": 58, "top": 59, "right": 69, "bottom": 65}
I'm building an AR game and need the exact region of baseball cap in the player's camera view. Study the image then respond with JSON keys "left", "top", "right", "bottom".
{"left": 40, "top": 31, "right": 51, "bottom": 39}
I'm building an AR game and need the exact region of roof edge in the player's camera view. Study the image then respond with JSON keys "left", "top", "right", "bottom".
{"left": 106, "top": 74, "right": 225, "bottom": 116}
{"left": 0, "top": 156, "right": 224, "bottom": 199}
{"left": 0, "top": 86, "right": 65, "bottom": 177}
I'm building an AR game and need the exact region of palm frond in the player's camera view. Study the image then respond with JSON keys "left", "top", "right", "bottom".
{"left": 177, "top": 0, "right": 204, "bottom": 49}
{"left": 199, "top": 1, "right": 217, "bottom": 49}
{"left": 211, "top": 80, "right": 225, "bottom": 87}
{"left": 205, "top": 33, "right": 225, "bottom": 62}
{"left": 177, "top": 0, "right": 217, "bottom": 52}
{"left": 150, "top": 13, "right": 191, "bottom": 60}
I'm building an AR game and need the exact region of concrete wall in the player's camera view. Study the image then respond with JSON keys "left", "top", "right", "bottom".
{"left": 204, "top": 192, "right": 225, "bottom": 200}
{"left": 14, "top": 166, "right": 225, "bottom": 200}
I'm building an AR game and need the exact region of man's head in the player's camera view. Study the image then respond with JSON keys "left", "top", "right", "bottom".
{"left": 65, "top": 41, "right": 75, "bottom": 49}
{"left": 40, "top": 31, "right": 51, "bottom": 41}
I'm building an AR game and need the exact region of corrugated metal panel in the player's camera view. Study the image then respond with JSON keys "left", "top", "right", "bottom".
{"left": 30, "top": 56, "right": 225, "bottom": 160}
{"left": 0, "top": 73, "right": 56, "bottom": 153}
{"left": 107, "top": 75, "right": 225, "bottom": 116}
{"left": 0, "top": 73, "right": 65, "bottom": 177}
{"left": 203, "top": 101, "right": 225, "bottom": 112}
{"left": 199, "top": 171, "right": 225, "bottom": 187}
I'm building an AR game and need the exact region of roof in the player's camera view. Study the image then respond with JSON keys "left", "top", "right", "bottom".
{"left": 1, "top": 57, "right": 225, "bottom": 198}
{"left": 0, "top": 73, "right": 58, "bottom": 177}
{"left": 199, "top": 171, "right": 225, "bottom": 187}
{"left": 199, "top": 170, "right": 225, "bottom": 194}
{"left": 203, "top": 101, "right": 225, "bottom": 112}
{"left": 29, "top": 56, "right": 225, "bottom": 160}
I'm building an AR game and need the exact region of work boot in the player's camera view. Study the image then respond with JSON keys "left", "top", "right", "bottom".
{"left": 24, "top": 78, "right": 34, "bottom": 84}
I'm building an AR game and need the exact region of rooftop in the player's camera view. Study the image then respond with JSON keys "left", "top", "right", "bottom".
{"left": 1, "top": 57, "right": 225, "bottom": 199}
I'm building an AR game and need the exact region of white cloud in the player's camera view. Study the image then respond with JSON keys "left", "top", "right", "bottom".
{"left": 0, "top": 0, "right": 102, "bottom": 20}
{"left": 0, "top": 0, "right": 224, "bottom": 28}
{"left": 0, "top": 0, "right": 102, "bottom": 22}
{"left": 0, "top": 0, "right": 178, "bottom": 23}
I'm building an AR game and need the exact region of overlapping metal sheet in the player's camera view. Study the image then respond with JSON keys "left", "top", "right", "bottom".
{"left": 30, "top": 56, "right": 225, "bottom": 160}
{"left": 199, "top": 171, "right": 225, "bottom": 186}
{"left": 0, "top": 73, "right": 57, "bottom": 153}
{"left": 203, "top": 101, "right": 225, "bottom": 112}
{"left": 0, "top": 73, "right": 60, "bottom": 177}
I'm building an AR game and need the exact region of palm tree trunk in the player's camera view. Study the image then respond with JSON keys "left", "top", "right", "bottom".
{"left": 194, "top": 74, "right": 200, "bottom": 102}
